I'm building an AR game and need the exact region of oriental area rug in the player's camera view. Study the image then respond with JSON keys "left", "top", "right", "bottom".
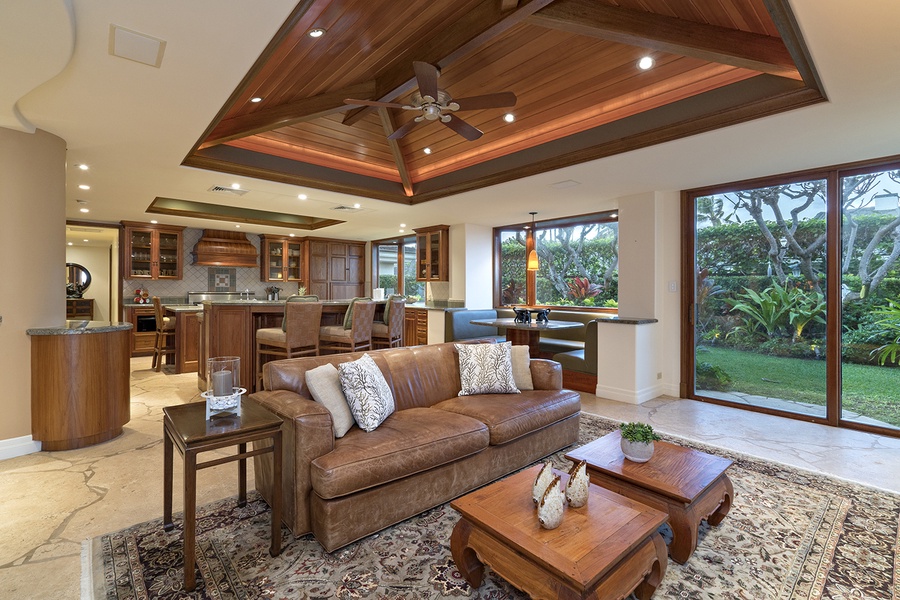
{"left": 84, "top": 415, "right": 900, "bottom": 599}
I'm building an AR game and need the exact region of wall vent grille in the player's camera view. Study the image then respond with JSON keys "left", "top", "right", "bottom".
{"left": 208, "top": 185, "right": 249, "bottom": 196}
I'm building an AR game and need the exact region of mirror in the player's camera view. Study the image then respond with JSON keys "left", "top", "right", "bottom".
{"left": 66, "top": 263, "right": 91, "bottom": 298}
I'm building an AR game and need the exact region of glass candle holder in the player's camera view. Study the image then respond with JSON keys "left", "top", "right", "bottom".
{"left": 203, "top": 356, "right": 244, "bottom": 419}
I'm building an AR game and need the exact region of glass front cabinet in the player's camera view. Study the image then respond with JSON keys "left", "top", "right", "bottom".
{"left": 414, "top": 225, "right": 449, "bottom": 281}
{"left": 260, "top": 235, "right": 305, "bottom": 283}
{"left": 122, "top": 221, "right": 185, "bottom": 280}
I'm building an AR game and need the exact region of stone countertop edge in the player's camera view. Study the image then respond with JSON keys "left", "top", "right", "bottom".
{"left": 596, "top": 317, "right": 658, "bottom": 325}
{"left": 27, "top": 321, "right": 134, "bottom": 335}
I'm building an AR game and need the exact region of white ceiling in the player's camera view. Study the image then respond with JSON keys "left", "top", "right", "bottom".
{"left": 7, "top": 0, "right": 900, "bottom": 241}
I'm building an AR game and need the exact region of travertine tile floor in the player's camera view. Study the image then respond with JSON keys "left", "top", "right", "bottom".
{"left": 1, "top": 358, "right": 898, "bottom": 599}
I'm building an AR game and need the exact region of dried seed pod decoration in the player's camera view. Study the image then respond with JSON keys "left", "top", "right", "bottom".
{"left": 538, "top": 475, "right": 565, "bottom": 529}
{"left": 532, "top": 462, "right": 554, "bottom": 504}
{"left": 565, "top": 460, "right": 589, "bottom": 508}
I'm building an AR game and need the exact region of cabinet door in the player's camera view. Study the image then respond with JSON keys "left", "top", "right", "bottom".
{"left": 308, "top": 241, "right": 329, "bottom": 299}
{"left": 156, "top": 231, "right": 181, "bottom": 279}
{"left": 264, "top": 239, "right": 285, "bottom": 282}
{"left": 329, "top": 242, "right": 348, "bottom": 283}
{"left": 286, "top": 241, "right": 304, "bottom": 282}
{"left": 128, "top": 228, "right": 154, "bottom": 278}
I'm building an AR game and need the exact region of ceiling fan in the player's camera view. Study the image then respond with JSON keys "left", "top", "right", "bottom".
{"left": 344, "top": 61, "right": 516, "bottom": 141}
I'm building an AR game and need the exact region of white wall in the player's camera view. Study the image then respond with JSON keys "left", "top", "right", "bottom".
{"left": 67, "top": 245, "right": 111, "bottom": 320}
{"left": 450, "top": 223, "right": 493, "bottom": 309}
{"left": 0, "top": 128, "right": 66, "bottom": 456}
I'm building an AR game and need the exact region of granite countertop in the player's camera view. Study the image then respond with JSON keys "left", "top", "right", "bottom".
{"left": 163, "top": 305, "right": 204, "bottom": 312}
{"left": 200, "top": 299, "right": 388, "bottom": 306}
{"left": 27, "top": 321, "right": 134, "bottom": 335}
{"left": 595, "top": 316, "right": 658, "bottom": 325}
{"left": 406, "top": 302, "right": 465, "bottom": 311}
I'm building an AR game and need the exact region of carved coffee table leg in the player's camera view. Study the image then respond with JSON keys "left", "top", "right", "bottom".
{"left": 450, "top": 518, "right": 484, "bottom": 588}
{"left": 706, "top": 475, "right": 734, "bottom": 527}
{"left": 633, "top": 533, "right": 668, "bottom": 600}
{"left": 667, "top": 509, "right": 698, "bottom": 565}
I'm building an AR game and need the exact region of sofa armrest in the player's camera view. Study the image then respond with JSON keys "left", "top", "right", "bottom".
{"left": 250, "top": 389, "right": 335, "bottom": 536}
{"left": 530, "top": 358, "right": 563, "bottom": 390}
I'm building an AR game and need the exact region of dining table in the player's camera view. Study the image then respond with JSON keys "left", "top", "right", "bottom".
{"left": 469, "top": 317, "right": 583, "bottom": 357}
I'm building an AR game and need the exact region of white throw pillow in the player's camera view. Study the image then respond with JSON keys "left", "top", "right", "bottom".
{"left": 510, "top": 345, "right": 534, "bottom": 391}
{"left": 338, "top": 354, "right": 395, "bottom": 432}
{"left": 305, "top": 364, "right": 355, "bottom": 438}
{"left": 456, "top": 341, "right": 521, "bottom": 396}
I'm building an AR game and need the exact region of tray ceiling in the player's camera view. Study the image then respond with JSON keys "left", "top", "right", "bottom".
{"left": 185, "top": 0, "right": 823, "bottom": 205}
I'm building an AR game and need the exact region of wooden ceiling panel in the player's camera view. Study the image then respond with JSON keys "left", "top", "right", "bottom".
{"left": 187, "top": 0, "right": 823, "bottom": 204}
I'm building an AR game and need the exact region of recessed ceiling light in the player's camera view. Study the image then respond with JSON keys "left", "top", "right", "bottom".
{"left": 353, "top": 203, "right": 361, "bottom": 209}
{"left": 235, "top": 224, "right": 241, "bottom": 228}
{"left": 503, "top": 113, "right": 515, "bottom": 123}
{"left": 400, "top": 223, "right": 406, "bottom": 227}
{"left": 79, "top": 208, "right": 89, "bottom": 213}
{"left": 610, "top": 212, "right": 618, "bottom": 218}
{"left": 150, "top": 220, "right": 158, "bottom": 224}
{"left": 250, "top": 97, "right": 263, "bottom": 103}
{"left": 308, "top": 28, "right": 326, "bottom": 38}
{"left": 77, "top": 163, "right": 89, "bottom": 171}
{"left": 399, "top": 229, "right": 405, "bottom": 233}
{"left": 638, "top": 56, "right": 654, "bottom": 70}
{"left": 83, "top": 239, "right": 89, "bottom": 243}
{"left": 67, "top": 242, "right": 73, "bottom": 246}
{"left": 231, "top": 183, "right": 241, "bottom": 189}
{"left": 289, "top": 233, "right": 295, "bottom": 237}
{"left": 298, "top": 193, "right": 307, "bottom": 200}
{"left": 423, "top": 147, "right": 432, "bottom": 155}
{"left": 78, "top": 184, "right": 90, "bottom": 190}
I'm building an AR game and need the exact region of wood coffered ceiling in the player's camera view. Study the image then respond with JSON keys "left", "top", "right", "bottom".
{"left": 185, "top": 0, "right": 823, "bottom": 205}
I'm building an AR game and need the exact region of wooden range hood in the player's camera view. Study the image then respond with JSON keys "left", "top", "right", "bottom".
{"left": 191, "top": 229, "right": 258, "bottom": 267}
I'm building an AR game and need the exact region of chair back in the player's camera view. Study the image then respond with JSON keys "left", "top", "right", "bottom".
{"left": 387, "top": 297, "right": 405, "bottom": 343}
{"left": 350, "top": 301, "right": 376, "bottom": 344}
{"left": 284, "top": 301, "right": 323, "bottom": 348}
{"left": 282, "top": 295, "right": 321, "bottom": 331}
{"left": 152, "top": 297, "right": 165, "bottom": 330}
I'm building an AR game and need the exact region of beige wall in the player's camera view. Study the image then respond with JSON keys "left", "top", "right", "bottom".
{"left": 450, "top": 223, "right": 493, "bottom": 309}
{"left": 0, "top": 128, "right": 66, "bottom": 447}
{"left": 66, "top": 245, "right": 111, "bottom": 320}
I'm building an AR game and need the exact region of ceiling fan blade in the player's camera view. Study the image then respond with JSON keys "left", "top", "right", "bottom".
{"left": 387, "top": 118, "right": 421, "bottom": 141}
{"left": 442, "top": 115, "right": 483, "bottom": 141}
{"left": 344, "top": 98, "right": 407, "bottom": 109}
{"left": 413, "top": 61, "right": 439, "bottom": 101}
{"left": 454, "top": 92, "right": 518, "bottom": 111}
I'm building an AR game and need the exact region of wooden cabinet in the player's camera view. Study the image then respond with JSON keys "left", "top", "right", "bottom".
{"left": 66, "top": 298, "right": 94, "bottom": 320}
{"left": 126, "top": 306, "right": 157, "bottom": 356}
{"left": 260, "top": 235, "right": 305, "bottom": 283}
{"left": 414, "top": 225, "right": 449, "bottom": 281}
{"left": 308, "top": 239, "right": 365, "bottom": 299}
{"left": 122, "top": 221, "right": 185, "bottom": 280}
{"left": 404, "top": 307, "right": 428, "bottom": 346}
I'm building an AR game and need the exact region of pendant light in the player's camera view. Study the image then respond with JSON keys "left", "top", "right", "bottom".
{"left": 527, "top": 212, "right": 539, "bottom": 271}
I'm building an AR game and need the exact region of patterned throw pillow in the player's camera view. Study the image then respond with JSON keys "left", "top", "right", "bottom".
{"left": 456, "top": 342, "right": 521, "bottom": 396}
{"left": 338, "top": 354, "right": 395, "bottom": 431}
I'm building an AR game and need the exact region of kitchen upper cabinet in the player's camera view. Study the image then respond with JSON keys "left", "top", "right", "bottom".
{"left": 122, "top": 221, "right": 185, "bottom": 280}
{"left": 414, "top": 225, "right": 449, "bottom": 281}
{"left": 308, "top": 239, "right": 365, "bottom": 300}
{"left": 260, "top": 235, "right": 305, "bottom": 283}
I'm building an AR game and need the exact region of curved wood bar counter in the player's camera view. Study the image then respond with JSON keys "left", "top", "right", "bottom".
{"left": 27, "top": 322, "right": 133, "bottom": 451}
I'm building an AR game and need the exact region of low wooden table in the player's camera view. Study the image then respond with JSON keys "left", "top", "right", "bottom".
{"left": 566, "top": 430, "right": 733, "bottom": 564}
{"left": 450, "top": 465, "right": 668, "bottom": 599}
{"left": 163, "top": 399, "right": 283, "bottom": 591}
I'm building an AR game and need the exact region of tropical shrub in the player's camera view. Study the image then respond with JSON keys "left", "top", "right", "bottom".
{"left": 871, "top": 299, "right": 900, "bottom": 366}
{"left": 695, "top": 362, "right": 732, "bottom": 391}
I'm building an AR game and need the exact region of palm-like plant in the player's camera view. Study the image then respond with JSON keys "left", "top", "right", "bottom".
{"left": 872, "top": 299, "right": 900, "bottom": 365}
{"left": 567, "top": 276, "right": 602, "bottom": 299}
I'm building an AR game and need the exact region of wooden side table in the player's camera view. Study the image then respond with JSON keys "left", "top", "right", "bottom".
{"left": 163, "top": 398, "right": 283, "bottom": 591}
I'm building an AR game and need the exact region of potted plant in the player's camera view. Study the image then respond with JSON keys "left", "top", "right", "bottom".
{"left": 619, "top": 422, "right": 661, "bottom": 463}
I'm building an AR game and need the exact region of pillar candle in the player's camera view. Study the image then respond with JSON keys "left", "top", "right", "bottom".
{"left": 212, "top": 370, "right": 232, "bottom": 397}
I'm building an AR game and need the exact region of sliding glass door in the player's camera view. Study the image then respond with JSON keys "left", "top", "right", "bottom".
{"left": 686, "top": 158, "right": 900, "bottom": 435}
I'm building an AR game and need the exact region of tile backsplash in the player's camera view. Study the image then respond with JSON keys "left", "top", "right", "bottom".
{"left": 122, "top": 228, "right": 301, "bottom": 301}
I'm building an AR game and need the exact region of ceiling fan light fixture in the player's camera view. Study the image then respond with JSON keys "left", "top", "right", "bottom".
{"left": 308, "top": 28, "right": 326, "bottom": 38}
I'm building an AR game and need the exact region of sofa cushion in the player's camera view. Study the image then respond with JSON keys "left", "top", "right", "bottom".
{"left": 433, "top": 389, "right": 580, "bottom": 446}
{"left": 538, "top": 338, "right": 585, "bottom": 354}
{"left": 305, "top": 363, "right": 355, "bottom": 438}
{"left": 456, "top": 341, "right": 519, "bottom": 395}
{"left": 338, "top": 354, "right": 394, "bottom": 432}
{"left": 310, "top": 407, "right": 489, "bottom": 499}
{"left": 510, "top": 345, "right": 534, "bottom": 391}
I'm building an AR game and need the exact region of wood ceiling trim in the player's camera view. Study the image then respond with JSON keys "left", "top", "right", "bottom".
{"left": 201, "top": 81, "right": 377, "bottom": 148}
{"left": 341, "top": 0, "right": 557, "bottom": 127}
{"left": 146, "top": 196, "right": 345, "bottom": 230}
{"left": 378, "top": 108, "right": 414, "bottom": 196}
{"left": 527, "top": 0, "right": 801, "bottom": 80}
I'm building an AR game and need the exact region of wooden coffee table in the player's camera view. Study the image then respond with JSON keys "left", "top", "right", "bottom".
{"left": 450, "top": 465, "right": 668, "bottom": 599}
{"left": 566, "top": 430, "right": 733, "bottom": 564}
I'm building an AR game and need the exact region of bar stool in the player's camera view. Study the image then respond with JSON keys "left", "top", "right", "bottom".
{"left": 372, "top": 296, "right": 405, "bottom": 349}
{"left": 319, "top": 300, "right": 376, "bottom": 354}
{"left": 152, "top": 296, "right": 176, "bottom": 372}
{"left": 256, "top": 300, "right": 323, "bottom": 390}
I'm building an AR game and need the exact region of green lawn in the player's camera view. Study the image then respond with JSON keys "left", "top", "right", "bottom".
{"left": 697, "top": 346, "right": 900, "bottom": 428}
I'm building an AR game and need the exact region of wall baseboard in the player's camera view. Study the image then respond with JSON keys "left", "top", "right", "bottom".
{"left": 595, "top": 382, "right": 665, "bottom": 405}
{"left": 0, "top": 435, "right": 41, "bottom": 461}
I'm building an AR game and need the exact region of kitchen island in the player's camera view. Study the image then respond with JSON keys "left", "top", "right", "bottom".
{"left": 199, "top": 299, "right": 383, "bottom": 393}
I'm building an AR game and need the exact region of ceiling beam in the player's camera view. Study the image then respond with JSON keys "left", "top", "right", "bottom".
{"left": 377, "top": 108, "right": 414, "bottom": 197}
{"left": 200, "top": 81, "right": 377, "bottom": 148}
{"left": 527, "top": 0, "right": 801, "bottom": 80}
{"left": 342, "top": 0, "right": 556, "bottom": 127}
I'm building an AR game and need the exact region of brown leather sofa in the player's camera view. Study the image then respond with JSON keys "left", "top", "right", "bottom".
{"left": 250, "top": 341, "right": 581, "bottom": 552}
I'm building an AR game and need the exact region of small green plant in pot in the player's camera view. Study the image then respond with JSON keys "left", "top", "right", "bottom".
{"left": 619, "top": 422, "right": 661, "bottom": 463}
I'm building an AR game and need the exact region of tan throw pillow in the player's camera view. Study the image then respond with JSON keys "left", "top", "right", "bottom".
{"left": 456, "top": 341, "right": 520, "bottom": 396}
{"left": 338, "top": 354, "right": 395, "bottom": 431}
{"left": 510, "top": 345, "right": 534, "bottom": 391}
{"left": 305, "top": 364, "right": 355, "bottom": 438}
